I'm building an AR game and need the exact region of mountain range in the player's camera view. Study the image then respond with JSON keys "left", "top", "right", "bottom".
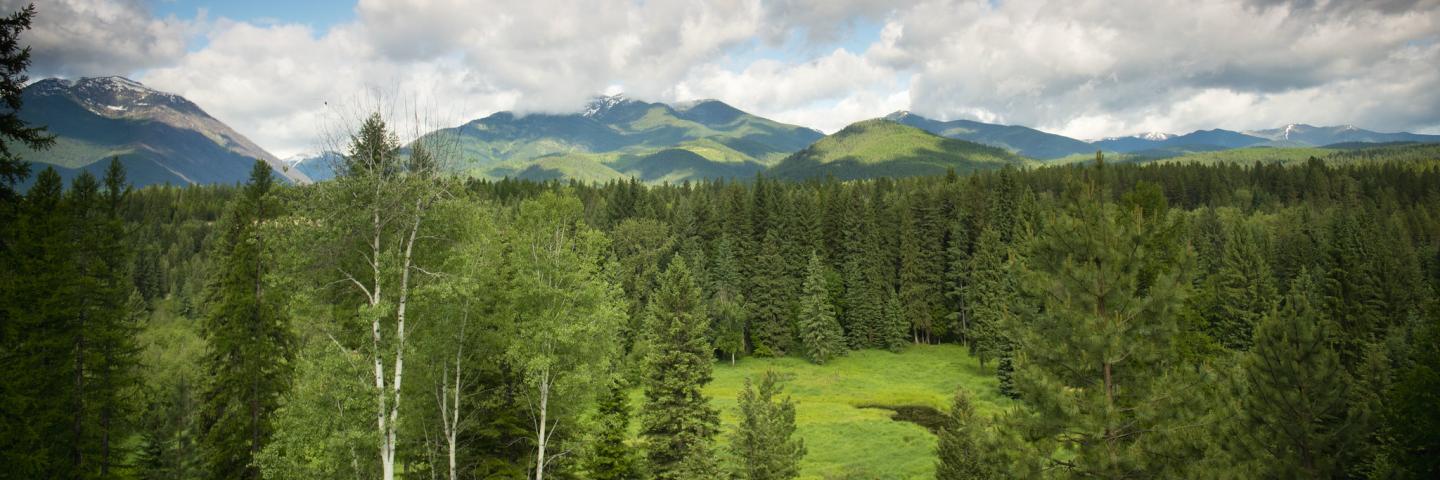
{"left": 10, "top": 77, "right": 1440, "bottom": 187}
{"left": 12, "top": 76, "right": 306, "bottom": 187}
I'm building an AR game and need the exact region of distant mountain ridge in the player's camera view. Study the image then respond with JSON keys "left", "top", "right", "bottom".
{"left": 12, "top": 77, "right": 1440, "bottom": 186}
{"left": 770, "top": 119, "right": 1028, "bottom": 180}
{"left": 13, "top": 76, "right": 306, "bottom": 187}
{"left": 427, "top": 94, "right": 824, "bottom": 183}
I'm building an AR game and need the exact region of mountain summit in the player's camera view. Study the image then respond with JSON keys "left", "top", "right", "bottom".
{"left": 14, "top": 76, "right": 306, "bottom": 186}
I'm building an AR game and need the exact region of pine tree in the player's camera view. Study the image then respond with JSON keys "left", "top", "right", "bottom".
{"left": 200, "top": 161, "right": 295, "bottom": 480}
{"left": 729, "top": 371, "right": 805, "bottom": 480}
{"left": 1237, "top": 269, "right": 1354, "bottom": 478}
{"left": 586, "top": 378, "right": 640, "bottom": 480}
{"left": 641, "top": 259, "right": 721, "bottom": 479}
{"left": 942, "top": 218, "right": 973, "bottom": 346}
{"left": 935, "top": 389, "right": 1000, "bottom": 480}
{"left": 797, "top": 253, "right": 845, "bottom": 364}
{"left": 1003, "top": 186, "right": 1200, "bottom": 478}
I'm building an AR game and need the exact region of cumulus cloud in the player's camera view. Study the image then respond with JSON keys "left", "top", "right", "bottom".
{"left": 6, "top": 0, "right": 190, "bottom": 78}
{"left": 887, "top": 0, "right": 1440, "bottom": 137}
{"left": 14, "top": 0, "right": 1440, "bottom": 154}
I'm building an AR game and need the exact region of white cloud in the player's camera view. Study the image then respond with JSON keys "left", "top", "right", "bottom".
{"left": 16, "top": 0, "right": 1440, "bottom": 156}
{"left": 9, "top": 0, "right": 190, "bottom": 78}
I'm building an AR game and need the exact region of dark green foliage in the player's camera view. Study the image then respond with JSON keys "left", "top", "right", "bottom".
{"left": 710, "top": 234, "right": 747, "bottom": 364}
{"left": 1005, "top": 185, "right": 1200, "bottom": 477}
{"left": 729, "top": 371, "right": 805, "bottom": 480}
{"left": 199, "top": 161, "right": 294, "bottom": 480}
{"left": 1236, "top": 270, "right": 1354, "bottom": 477}
{"left": 641, "top": 258, "right": 721, "bottom": 479}
{"left": 0, "top": 3, "right": 53, "bottom": 201}
{"left": 935, "top": 389, "right": 1000, "bottom": 480}
{"left": 797, "top": 253, "right": 845, "bottom": 364}
{"left": 1384, "top": 313, "right": 1440, "bottom": 477}
{"left": 963, "top": 229, "right": 1012, "bottom": 370}
{"left": 749, "top": 229, "right": 792, "bottom": 356}
{"left": 586, "top": 378, "right": 640, "bottom": 480}
{"left": 1203, "top": 221, "right": 1277, "bottom": 350}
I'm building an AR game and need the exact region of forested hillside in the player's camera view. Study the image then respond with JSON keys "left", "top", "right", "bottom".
{"left": 5, "top": 110, "right": 1439, "bottom": 478}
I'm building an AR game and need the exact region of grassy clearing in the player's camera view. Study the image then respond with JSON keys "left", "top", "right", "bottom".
{"left": 706, "top": 344, "right": 1011, "bottom": 480}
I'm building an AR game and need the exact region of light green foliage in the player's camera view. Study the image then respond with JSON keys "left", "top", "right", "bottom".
{"left": 729, "top": 371, "right": 806, "bottom": 480}
{"left": 797, "top": 253, "right": 846, "bottom": 364}
{"left": 255, "top": 342, "right": 376, "bottom": 480}
{"left": 708, "top": 345, "right": 1010, "bottom": 480}
{"left": 771, "top": 120, "right": 1029, "bottom": 181}
{"left": 641, "top": 258, "right": 722, "bottom": 480}
{"left": 504, "top": 191, "right": 626, "bottom": 475}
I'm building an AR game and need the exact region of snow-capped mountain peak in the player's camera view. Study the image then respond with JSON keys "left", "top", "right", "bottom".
{"left": 583, "top": 94, "right": 629, "bottom": 118}
{"left": 1138, "top": 131, "right": 1174, "bottom": 141}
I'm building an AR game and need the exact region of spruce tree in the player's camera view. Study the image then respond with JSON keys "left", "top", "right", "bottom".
{"left": 729, "top": 371, "right": 805, "bottom": 480}
{"left": 797, "top": 253, "right": 845, "bottom": 364}
{"left": 749, "top": 230, "right": 791, "bottom": 356}
{"left": 200, "top": 161, "right": 294, "bottom": 480}
{"left": 586, "top": 378, "right": 640, "bottom": 480}
{"left": 711, "top": 235, "right": 747, "bottom": 364}
{"left": 1205, "top": 222, "right": 1277, "bottom": 351}
{"left": 1237, "top": 270, "right": 1353, "bottom": 478}
{"left": 964, "top": 229, "right": 1012, "bottom": 370}
{"left": 935, "top": 389, "right": 1000, "bottom": 480}
{"left": 0, "top": 3, "right": 54, "bottom": 202}
{"left": 882, "top": 288, "right": 909, "bottom": 352}
{"left": 641, "top": 259, "right": 721, "bottom": 479}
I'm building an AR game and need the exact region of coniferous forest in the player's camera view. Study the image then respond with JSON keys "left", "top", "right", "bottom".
{"left": 5, "top": 3, "right": 1440, "bottom": 480}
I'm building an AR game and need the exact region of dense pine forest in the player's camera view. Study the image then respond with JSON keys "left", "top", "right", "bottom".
{"left": 4, "top": 113, "right": 1440, "bottom": 478}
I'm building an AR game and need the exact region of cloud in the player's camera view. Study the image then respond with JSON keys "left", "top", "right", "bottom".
{"left": 885, "top": 0, "right": 1440, "bottom": 137}
{"left": 6, "top": 0, "right": 190, "bottom": 78}
{"left": 16, "top": 0, "right": 1440, "bottom": 155}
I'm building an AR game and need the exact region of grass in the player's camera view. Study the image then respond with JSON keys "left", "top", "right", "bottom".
{"left": 705, "top": 344, "right": 1012, "bottom": 479}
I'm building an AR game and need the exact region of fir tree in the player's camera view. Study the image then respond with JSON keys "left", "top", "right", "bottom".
{"left": 935, "top": 389, "right": 1000, "bottom": 480}
{"left": 711, "top": 235, "right": 748, "bottom": 364}
{"left": 965, "top": 229, "right": 1012, "bottom": 369}
{"left": 729, "top": 371, "right": 805, "bottom": 480}
{"left": 641, "top": 259, "right": 721, "bottom": 479}
{"left": 586, "top": 378, "right": 640, "bottom": 480}
{"left": 797, "top": 253, "right": 845, "bottom": 364}
{"left": 200, "top": 161, "right": 294, "bottom": 480}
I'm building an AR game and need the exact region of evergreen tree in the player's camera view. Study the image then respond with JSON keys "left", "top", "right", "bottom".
{"left": 586, "top": 378, "right": 640, "bottom": 480}
{"left": 882, "top": 288, "right": 909, "bottom": 353}
{"left": 641, "top": 258, "right": 721, "bottom": 479}
{"left": 200, "top": 161, "right": 295, "bottom": 480}
{"left": 0, "top": 3, "right": 54, "bottom": 202}
{"left": 942, "top": 218, "right": 973, "bottom": 346}
{"left": 710, "top": 234, "right": 747, "bottom": 364}
{"left": 1237, "top": 270, "right": 1354, "bottom": 478}
{"left": 1003, "top": 186, "right": 1201, "bottom": 478}
{"left": 729, "top": 371, "right": 805, "bottom": 480}
{"left": 840, "top": 258, "right": 884, "bottom": 350}
{"left": 797, "top": 253, "right": 845, "bottom": 364}
{"left": 749, "top": 229, "right": 791, "bottom": 356}
{"left": 964, "top": 229, "right": 1012, "bottom": 370}
{"left": 935, "top": 389, "right": 1000, "bottom": 480}
{"left": 1204, "top": 221, "right": 1277, "bottom": 350}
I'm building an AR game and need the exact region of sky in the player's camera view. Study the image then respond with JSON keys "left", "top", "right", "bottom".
{"left": 9, "top": 0, "right": 1440, "bottom": 157}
